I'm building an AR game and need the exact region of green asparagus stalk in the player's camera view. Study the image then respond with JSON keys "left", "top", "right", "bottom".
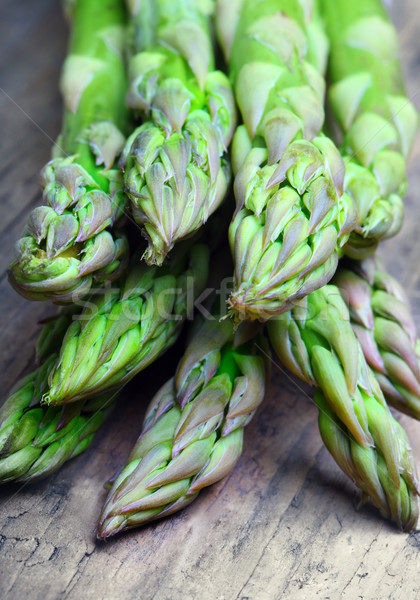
{"left": 8, "top": 0, "right": 130, "bottom": 302}
{"left": 334, "top": 258, "right": 420, "bottom": 420}
{"left": 0, "top": 362, "right": 116, "bottom": 483}
{"left": 215, "top": 0, "right": 356, "bottom": 323}
{"left": 35, "top": 306, "right": 81, "bottom": 364}
{"left": 120, "top": 0, "right": 236, "bottom": 266}
{"left": 0, "top": 312, "right": 118, "bottom": 483}
{"left": 316, "top": 390, "right": 418, "bottom": 532}
{"left": 97, "top": 318, "right": 268, "bottom": 538}
{"left": 321, "top": 0, "right": 419, "bottom": 258}
{"left": 43, "top": 243, "right": 210, "bottom": 405}
{"left": 268, "top": 286, "right": 419, "bottom": 530}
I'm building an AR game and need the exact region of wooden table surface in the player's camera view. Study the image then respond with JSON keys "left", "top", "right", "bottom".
{"left": 1, "top": 2, "right": 420, "bottom": 599}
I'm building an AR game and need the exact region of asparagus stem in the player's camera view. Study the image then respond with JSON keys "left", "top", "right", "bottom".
{"left": 44, "top": 244, "right": 210, "bottom": 405}
{"left": 8, "top": 0, "right": 130, "bottom": 302}
{"left": 321, "top": 0, "right": 418, "bottom": 257}
{"left": 216, "top": 0, "right": 356, "bottom": 323}
{"left": 0, "top": 310, "right": 118, "bottom": 483}
{"left": 121, "top": 0, "right": 236, "bottom": 266}
{"left": 334, "top": 257, "right": 420, "bottom": 420}
{"left": 268, "top": 285, "right": 419, "bottom": 530}
{"left": 97, "top": 318, "right": 268, "bottom": 538}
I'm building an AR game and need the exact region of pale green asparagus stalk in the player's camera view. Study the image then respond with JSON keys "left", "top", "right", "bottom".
{"left": 0, "top": 312, "right": 118, "bottom": 483}
{"left": 120, "top": 0, "right": 236, "bottom": 266}
{"left": 8, "top": 0, "right": 130, "bottom": 302}
{"left": 321, "top": 0, "right": 419, "bottom": 258}
{"left": 35, "top": 306, "right": 81, "bottom": 364}
{"left": 268, "top": 286, "right": 419, "bottom": 530}
{"left": 334, "top": 257, "right": 420, "bottom": 420}
{"left": 316, "top": 390, "right": 418, "bottom": 532}
{"left": 43, "top": 243, "right": 210, "bottom": 405}
{"left": 215, "top": 0, "right": 356, "bottom": 322}
{"left": 97, "top": 318, "right": 269, "bottom": 538}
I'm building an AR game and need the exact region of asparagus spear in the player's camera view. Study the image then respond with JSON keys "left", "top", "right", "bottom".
{"left": 321, "top": 0, "right": 419, "bottom": 258}
{"left": 268, "top": 286, "right": 419, "bottom": 530}
{"left": 0, "top": 312, "right": 118, "bottom": 483}
{"left": 97, "top": 318, "right": 268, "bottom": 539}
{"left": 316, "top": 390, "right": 418, "bottom": 532}
{"left": 35, "top": 306, "right": 81, "bottom": 364}
{"left": 121, "top": 0, "right": 236, "bottom": 266}
{"left": 43, "top": 243, "right": 210, "bottom": 405}
{"left": 334, "top": 258, "right": 420, "bottom": 420}
{"left": 8, "top": 0, "right": 130, "bottom": 302}
{"left": 215, "top": 0, "right": 356, "bottom": 323}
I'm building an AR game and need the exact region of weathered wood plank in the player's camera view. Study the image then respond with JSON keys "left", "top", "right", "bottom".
{"left": 0, "top": 1, "right": 420, "bottom": 599}
{"left": 0, "top": 0, "right": 65, "bottom": 260}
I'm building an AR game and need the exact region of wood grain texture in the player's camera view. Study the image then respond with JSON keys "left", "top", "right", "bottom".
{"left": 1, "top": 1, "right": 420, "bottom": 599}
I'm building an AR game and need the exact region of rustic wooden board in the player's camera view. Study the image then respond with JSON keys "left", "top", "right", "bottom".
{"left": 1, "top": 1, "right": 420, "bottom": 598}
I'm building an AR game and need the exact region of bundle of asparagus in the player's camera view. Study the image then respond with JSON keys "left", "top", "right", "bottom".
{"left": 2, "top": 0, "right": 419, "bottom": 540}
